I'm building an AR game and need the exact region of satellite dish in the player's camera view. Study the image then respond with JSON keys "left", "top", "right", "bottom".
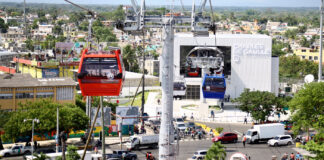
{"left": 304, "top": 74, "right": 314, "bottom": 83}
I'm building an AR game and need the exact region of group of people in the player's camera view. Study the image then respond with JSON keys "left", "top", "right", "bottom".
{"left": 281, "top": 152, "right": 303, "bottom": 160}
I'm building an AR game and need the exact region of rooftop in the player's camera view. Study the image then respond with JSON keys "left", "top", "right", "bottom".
{"left": 0, "top": 74, "right": 77, "bottom": 88}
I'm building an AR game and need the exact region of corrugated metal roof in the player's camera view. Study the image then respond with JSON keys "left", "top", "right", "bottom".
{"left": 0, "top": 74, "right": 76, "bottom": 88}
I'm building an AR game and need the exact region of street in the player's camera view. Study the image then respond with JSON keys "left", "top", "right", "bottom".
{"left": 108, "top": 122, "right": 296, "bottom": 160}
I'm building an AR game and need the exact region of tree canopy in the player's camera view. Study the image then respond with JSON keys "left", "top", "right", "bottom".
{"left": 279, "top": 55, "right": 318, "bottom": 79}
{"left": 205, "top": 142, "right": 226, "bottom": 160}
{"left": 233, "top": 89, "right": 288, "bottom": 122}
{"left": 3, "top": 100, "right": 88, "bottom": 140}
{"left": 122, "top": 45, "right": 140, "bottom": 73}
{"left": 289, "top": 82, "right": 324, "bottom": 159}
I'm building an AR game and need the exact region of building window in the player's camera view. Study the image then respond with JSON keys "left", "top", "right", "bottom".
{"left": 37, "top": 87, "right": 53, "bottom": 91}
{"left": 0, "top": 88, "right": 13, "bottom": 92}
{"left": 301, "top": 49, "right": 306, "bottom": 52}
{"left": 16, "top": 93, "right": 34, "bottom": 99}
{"left": 314, "top": 56, "right": 318, "bottom": 60}
{"left": 0, "top": 93, "right": 13, "bottom": 99}
{"left": 36, "top": 92, "right": 54, "bottom": 98}
{"left": 301, "top": 56, "right": 305, "bottom": 59}
{"left": 56, "top": 87, "right": 74, "bottom": 100}
{"left": 309, "top": 56, "right": 313, "bottom": 60}
{"left": 16, "top": 88, "right": 33, "bottom": 91}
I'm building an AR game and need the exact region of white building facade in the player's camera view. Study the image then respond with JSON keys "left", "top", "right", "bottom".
{"left": 170, "top": 34, "right": 279, "bottom": 99}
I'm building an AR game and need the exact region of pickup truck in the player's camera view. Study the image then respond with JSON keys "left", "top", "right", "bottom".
{"left": 0, "top": 144, "right": 32, "bottom": 157}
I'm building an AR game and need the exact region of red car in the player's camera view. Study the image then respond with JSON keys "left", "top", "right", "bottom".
{"left": 212, "top": 132, "right": 238, "bottom": 143}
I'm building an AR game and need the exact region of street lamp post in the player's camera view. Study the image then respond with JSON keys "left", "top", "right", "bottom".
{"left": 24, "top": 118, "right": 40, "bottom": 159}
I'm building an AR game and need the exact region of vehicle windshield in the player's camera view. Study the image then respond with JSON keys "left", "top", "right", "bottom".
{"left": 176, "top": 118, "right": 184, "bottom": 122}
{"left": 246, "top": 131, "right": 252, "bottom": 136}
{"left": 178, "top": 124, "right": 185, "bottom": 127}
{"left": 274, "top": 136, "right": 280, "bottom": 140}
{"left": 219, "top": 133, "right": 224, "bottom": 137}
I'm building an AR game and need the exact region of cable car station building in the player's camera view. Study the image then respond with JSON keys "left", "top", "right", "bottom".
{"left": 172, "top": 33, "right": 279, "bottom": 100}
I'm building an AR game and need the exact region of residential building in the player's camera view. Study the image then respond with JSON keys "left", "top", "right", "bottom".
{"left": 0, "top": 74, "right": 76, "bottom": 110}
{"left": 144, "top": 58, "right": 159, "bottom": 76}
{"left": 33, "top": 24, "right": 53, "bottom": 36}
{"left": 293, "top": 47, "right": 324, "bottom": 63}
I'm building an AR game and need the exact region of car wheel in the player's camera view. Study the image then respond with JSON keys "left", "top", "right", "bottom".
{"left": 131, "top": 156, "right": 136, "bottom": 160}
{"left": 287, "top": 141, "right": 292, "bottom": 145}
{"left": 4, "top": 153, "right": 10, "bottom": 157}
{"left": 233, "top": 139, "right": 237, "bottom": 143}
{"left": 274, "top": 143, "right": 279, "bottom": 147}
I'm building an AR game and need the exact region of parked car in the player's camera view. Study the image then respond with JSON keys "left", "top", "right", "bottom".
{"left": 174, "top": 118, "right": 184, "bottom": 124}
{"left": 212, "top": 132, "right": 238, "bottom": 143}
{"left": 268, "top": 135, "right": 293, "bottom": 147}
{"left": 0, "top": 144, "right": 32, "bottom": 157}
{"left": 186, "top": 122, "right": 196, "bottom": 128}
{"left": 190, "top": 150, "right": 207, "bottom": 160}
{"left": 176, "top": 122, "right": 187, "bottom": 132}
{"left": 108, "top": 150, "right": 137, "bottom": 160}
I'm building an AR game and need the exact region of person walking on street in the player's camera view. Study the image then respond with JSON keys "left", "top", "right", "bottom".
{"left": 211, "top": 110, "right": 215, "bottom": 120}
{"left": 290, "top": 153, "right": 295, "bottom": 160}
{"left": 242, "top": 134, "right": 246, "bottom": 148}
{"left": 244, "top": 117, "right": 248, "bottom": 124}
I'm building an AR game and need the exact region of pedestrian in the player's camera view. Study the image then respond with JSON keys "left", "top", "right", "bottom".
{"left": 211, "top": 110, "right": 214, "bottom": 119}
{"left": 295, "top": 152, "right": 302, "bottom": 160}
{"left": 34, "top": 141, "right": 38, "bottom": 149}
{"left": 290, "top": 153, "right": 295, "bottom": 160}
{"left": 244, "top": 117, "right": 248, "bottom": 124}
{"left": 221, "top": 101, "right": 224, "bottom": 109}
{"left": 242, "top": 134, "right": 246, "bottom": 148}
{"left": 191, "top": 113, "right": 194, "bottom": 120}
{"left": 281, "top": 153, "right": 288, "bottom": 160}
{"left": 227, "top": 95, "right": 231, "bottom": 102}
{"left": 157, "top": 99, "right": 161, "bottom": 105}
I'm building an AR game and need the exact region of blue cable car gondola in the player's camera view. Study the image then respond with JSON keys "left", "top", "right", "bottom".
{"left": 202, "top": 74, "right": 226, "bottom": 99}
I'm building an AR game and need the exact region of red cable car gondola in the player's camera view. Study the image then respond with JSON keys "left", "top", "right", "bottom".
{"left": 77, "top": 48, "right": 125, "bottom": 96}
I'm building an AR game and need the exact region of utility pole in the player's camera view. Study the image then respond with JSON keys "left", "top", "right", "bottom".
{"left": 56, "top": 106, "right": 59, "bottom": 153}
{"left": 116, "top": 0, "right": 213, "bottom": 159}
{"left": 319, "top": 0, "right": 323, "bottom": 82}
{"left": 141, "top": 31, "right": 145, "bottom": 127}
{"left": 24, "top": 0, "right": 27, "bottom": 37}
{"left": 100, "top": 96, "right": 105, "bottom": 159}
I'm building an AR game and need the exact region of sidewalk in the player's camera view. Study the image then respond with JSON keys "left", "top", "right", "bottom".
{"left": 3, "top": 136, "right": 130, "bottom": 149}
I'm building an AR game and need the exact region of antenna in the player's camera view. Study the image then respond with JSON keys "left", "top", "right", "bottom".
{"left": 304, "top": 74, "right": 315, "bottom": 83}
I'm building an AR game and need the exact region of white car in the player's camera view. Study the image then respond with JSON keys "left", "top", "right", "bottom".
{"left": 176, "top": 122, "right": 187, "bottom": 132}
{"left": 190, "top": 150, "right": 207, "bottom": 160}
{"left": 268, "top": 135, "right": 293, "bottom": 146}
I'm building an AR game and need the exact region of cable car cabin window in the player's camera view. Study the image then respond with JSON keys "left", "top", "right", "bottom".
{"left": 81, "top": 58, "right": 120, "bottom": 79}
{"left": 204, "top": 78, "right": 225, "bottom": 92}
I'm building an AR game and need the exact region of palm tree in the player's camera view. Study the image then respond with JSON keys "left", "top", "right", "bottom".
{"left": 205, "top": 142, "right": 226, "bottom": 160}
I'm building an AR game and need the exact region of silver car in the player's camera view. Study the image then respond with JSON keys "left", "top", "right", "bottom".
{"left": 268, "top": 135, "right": 293, "bottom": 146}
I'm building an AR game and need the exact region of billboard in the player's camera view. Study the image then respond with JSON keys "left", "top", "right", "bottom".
{"left": 91, "top": 107, "right": 111, "bottom": 127}
{"left": 42, "top": 68, "right": 59, "bottom": 78}
{"left": 116, "top": 106, "right": 139, "bottom": 125}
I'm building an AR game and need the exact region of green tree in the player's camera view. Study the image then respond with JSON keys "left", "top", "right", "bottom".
{"left": 300, "top": 36, "right": 311, "bottom": 47}
{"left": 279, "top": 55, "right": 318, "bottom": 79}
{"left": 297, "top": 25, "right": 307, "bottom": 34}
{"left": 284, "top": 29, "right": 298, "bottom": 40}
{"left": 233, "top": 89, "right": 287, "bottom": 122}
{"left": 78, "top": 21, "right": 89, "bottom": 31}
{"left": 122, "top": 45, "right": 140, "bottom": 72}
{"left": 31, "top": 20, "right": 39, "bottom": 29}
{"left": 93, "top": 26, "right": 117, "bottom": 42}
{"left": 25, "top": 38, "right": 34, "bottom": 51}
{"left": 289, "top": 82, "right": 324, "bottom": 159}
{"left": 3, "top": 100, "right": 88, "bottom": 140}
{"left": 66, "top": 145, "right": 80, "bottom": 160}
{"left": 53, "top": 25, "right": 63, "bottom": 35}
{"left": 0, "top": 18, "right": 8, "bottom": 33}
{"left": 205, "top": 142, "right": 226, "bottom": 160}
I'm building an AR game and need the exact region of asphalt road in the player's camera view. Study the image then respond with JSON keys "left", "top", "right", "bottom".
{"left": 109, "top": 122, "right": 296, "bottom": 160}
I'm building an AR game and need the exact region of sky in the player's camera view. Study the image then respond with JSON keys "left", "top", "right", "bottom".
{"left": 0, "top": 0, "right": 320, "bottom": 7}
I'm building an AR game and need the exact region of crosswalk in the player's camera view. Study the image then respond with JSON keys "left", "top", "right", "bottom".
{"left": 178, "top": 137, "right": 212, "bottom": 142}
